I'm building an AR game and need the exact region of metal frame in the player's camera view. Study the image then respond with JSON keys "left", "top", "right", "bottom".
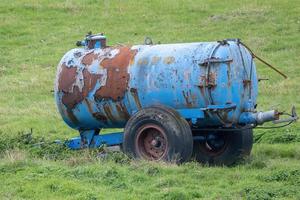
{"left": 66, "top": 130, "right": 123, "bottom": 150}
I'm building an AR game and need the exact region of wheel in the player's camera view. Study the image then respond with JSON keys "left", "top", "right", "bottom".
{"left": 123, "top": 106, "right": 193, "bottom": 163}
{"left": 192, "top": 129, "right": 253, "bottom": 166}
{"left": 147, "top": 105, "right": 193, "bottom": 161}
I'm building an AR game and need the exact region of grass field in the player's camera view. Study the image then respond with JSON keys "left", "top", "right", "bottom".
{"left": 0, "top": 0, "right": 299, "bottom": 199}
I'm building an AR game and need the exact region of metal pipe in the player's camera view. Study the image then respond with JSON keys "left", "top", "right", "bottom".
{"left": 239, "top": 110, "right": 279, "bottom": 125}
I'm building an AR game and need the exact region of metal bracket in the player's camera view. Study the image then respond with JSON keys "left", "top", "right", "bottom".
{"left": 201, "top": 104, "right": 237, "bottom": 112}
{"left": 199, "top": 57, "right": 233, "bottom": 67}
{"left": 198, "top": 72, "right": 217, "bottom": 88}
{"left": 144, "top": 37, "right": 153, "bottom": 45}
{"left": 177, "top": 108, "right": 205, "bottom": 119}
{"left": 65, "top": 130, "right": 123, "bottom": 150}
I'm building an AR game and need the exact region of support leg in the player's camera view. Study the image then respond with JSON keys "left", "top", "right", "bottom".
{"left": 65, "top": 130, "right": 124, "bottom": 150}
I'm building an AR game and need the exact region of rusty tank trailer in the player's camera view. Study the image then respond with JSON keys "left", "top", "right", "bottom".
{"left": 54, "top": 33, "right": 297, "bottom": 165}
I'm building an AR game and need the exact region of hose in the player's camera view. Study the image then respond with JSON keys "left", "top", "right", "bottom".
{"left": 239, "top": 41, "right": 288, "bottom": 79}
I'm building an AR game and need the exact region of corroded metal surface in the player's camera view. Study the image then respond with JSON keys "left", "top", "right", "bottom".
{"left": 135, "top": 124, "right": 168, "bottom": 160}
{"left": 56, "top": 46, "right": 136, "bottom": 110}
{"left": 55, "top": 40, "right": 259, "bottom": 130}
{"left": 95, "top": 47, "right": 137, "bottom": 101}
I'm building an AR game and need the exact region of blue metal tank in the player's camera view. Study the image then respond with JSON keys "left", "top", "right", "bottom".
{"left": 54, "top": 33, "right": 298, "bottom": 164}
{"left": 55, "top": 37, "right": 259, "bottom": 130}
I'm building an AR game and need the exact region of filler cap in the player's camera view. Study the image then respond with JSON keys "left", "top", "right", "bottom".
{"left": 76, "top": 32, "right": 107, "bottom": 49}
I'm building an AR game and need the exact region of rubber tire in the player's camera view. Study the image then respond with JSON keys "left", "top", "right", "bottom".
{"left": 123, "top": 106, "right": 193, "bottom": 163}
{"left": 192, "top": 129, "right": 253, "bottom": 166}
{"left": 149, "top": 105, "right": 193, "bottom": 161}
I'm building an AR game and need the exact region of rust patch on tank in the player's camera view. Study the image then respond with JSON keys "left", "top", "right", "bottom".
{"left": 62, "top": 86, "right": 84, "bottom": 109}
{"left": 182, "top": 91, "right": 193, "bottom": 108}
{"left": 103, "top": 104, "right": 117, "bottom": 122}
{"left": 227, "top": 63, "right": 231, "bottom": 87}
{"left": 84, "top": 99, "right": 93, "bottom": 114}
{"left": 163, "top": 56, "right": 175, "bottom": 64}
{"left": 130, "top": 88, "right": 142, "bottom": 110}
{"left": 60, "top": 100, "right": 79, "bottom": 124}
{"left": 93, "top": 112, "right": 108, "bottom": 123}
{"left": 61, "top": 68, "right": 102, "bottom": 109}
{"left": 137, "top": 57, "right": 149, "bottom": 66}
{"left": 58, "top": 64, "right": 77, "bottom": 92}
{"left": 243, "top": 79, "right": 251, "bottom": 88}
{"left": 197, "top": 75, "right": 210, "bottom": 106}
{"left": 66, "top": 108, "right": 79, "bottom": 124}
{"left": 116, "top": 102, "right": 130, "bottom": 120}
{"left": 58, "top": 46, "right": 137, "bottom": 110}
{"left": 82, "top": 51, "right": 98, "bottom": 65}
{"left": 82, "top": 69, "right": 102, "bottom": 96}
{"left": 85, "top": 96, "right": 108, "bottom": 123}
{"left": 198, "top": 73, "right": 217, "bottom": 89}
{"left": 151, "top": 56, "right": 161, "bottom": 65}
{"left": 207, "top": 72, "right": 217, "bottom": 88}
{"left": 95, "top": 46, "right": 137, "bottom": 101}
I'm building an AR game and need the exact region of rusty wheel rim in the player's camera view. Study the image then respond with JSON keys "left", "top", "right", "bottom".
{"left": 135, "top": 124, "right": 168, "bottom": 160}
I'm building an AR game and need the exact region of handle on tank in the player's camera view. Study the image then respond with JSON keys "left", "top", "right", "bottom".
{"left": 76, "top": 40, "right": 85, "bottom": 46}
{"left": 144, "top": 37, "right": 153, "bottom": 45}
{"left": 239, "top": 41, "right": 288, "bottom": 79}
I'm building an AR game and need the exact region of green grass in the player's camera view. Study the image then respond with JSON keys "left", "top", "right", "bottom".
{"left": 0, "top": 0, "right": 299, "bottom": 199}
{"left": 1, "top": 144, "right": 300, "bottom": 200}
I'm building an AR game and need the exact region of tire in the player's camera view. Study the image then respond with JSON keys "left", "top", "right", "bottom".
{"left": 192, "top": 129, "right": 253, "bottom": 166}
{"left": 123, "top": 106, "right": 193, "bottom": 163}
{"left": 149, "top": 105, "right": 193, "bottom": 161}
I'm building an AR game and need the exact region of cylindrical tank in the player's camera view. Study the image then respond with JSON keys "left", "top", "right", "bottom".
{"left": 55, "top": 36, "right": 258, "bottom": 130}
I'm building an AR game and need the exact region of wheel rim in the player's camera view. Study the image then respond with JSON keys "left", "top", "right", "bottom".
{"left": 135, "top": 124, "right": 168, "bottom": 160}
{"left": 199, "top": 133, "right": 229, "bottom": 156}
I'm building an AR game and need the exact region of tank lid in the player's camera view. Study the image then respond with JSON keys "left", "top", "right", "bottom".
{"left": 88, "top": 34, "right": 106, "bottom": 40}
{"left": 76, "top": 32, "right": 107, "bottom": 49}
